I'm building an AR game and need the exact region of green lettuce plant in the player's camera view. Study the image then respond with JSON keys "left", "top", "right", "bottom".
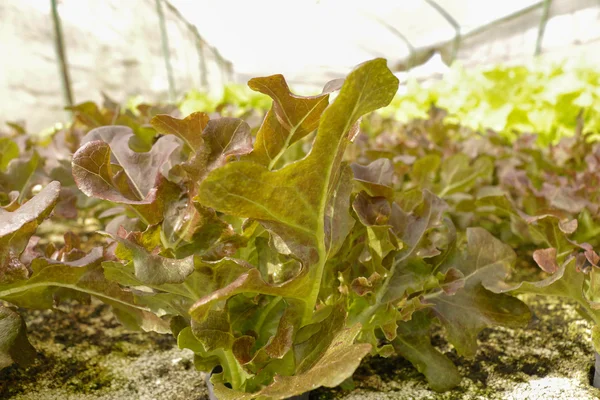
{"left": 357, "top": 104, "right": 600, "bottom": 377}
{"left": 385, "top": 62, "right": 600, "bottom": 145}
{"left": 0, "top": 60, "right": 541, "bottom": 399}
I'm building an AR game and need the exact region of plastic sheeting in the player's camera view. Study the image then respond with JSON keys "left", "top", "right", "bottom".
{"left": 172, "top": 0, "right": 600, "bottom": 88}
{"left": 2, "top": 0, "right": 600, "bottom": 132}
{"left": 0, "top": 0, "right": 232, "bottom": 132}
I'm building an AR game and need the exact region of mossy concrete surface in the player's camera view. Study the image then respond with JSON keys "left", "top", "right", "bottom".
{"left": 1, "top": 295, "right": 600, "bottom": 400}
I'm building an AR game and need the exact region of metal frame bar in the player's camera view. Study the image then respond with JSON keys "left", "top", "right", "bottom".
{"left": 535, "top": 0, "right": 553, "bottom": 55}
{"left": 464, "top": 1, "right": 545, "bottom": 39}
{"left": 50, "top": 0, "right": 74, "bottom": 108}
{"left": 424, "top": 0, "right": 461, "bottom": 63}
{"left": 155, "top": 0, "right": 177, "bottom": 101}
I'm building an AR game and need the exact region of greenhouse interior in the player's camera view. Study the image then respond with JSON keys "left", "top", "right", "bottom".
{"left": 3, "top": 0, "right": 600, "bottom": 399}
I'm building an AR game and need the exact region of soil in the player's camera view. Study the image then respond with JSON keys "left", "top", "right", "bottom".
{"left": 314, "top": 294, "right": 600, "bottom": 400}
{"left": 0, "top": 301, "right": 207, "bottom": 400}
{"left": 1, "top": 295, "right": 599, "bottom": 400}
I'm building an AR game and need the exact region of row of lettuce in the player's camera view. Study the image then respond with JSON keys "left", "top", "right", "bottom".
{"left": 180, "top": 61, "right": 600, "bottom": 146}
{"left": 1, "top": 59, "right": 600, "bottom": 399}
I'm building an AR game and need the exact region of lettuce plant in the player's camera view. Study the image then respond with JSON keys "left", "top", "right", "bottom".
{"left": 0, "top": 60, "right": 540, "bottom": 399}
{"left": 357, "top": 104, "right": 600, "bottom": 379}
{"left": 385, "top": 63, "right": 600, "bottom": 145}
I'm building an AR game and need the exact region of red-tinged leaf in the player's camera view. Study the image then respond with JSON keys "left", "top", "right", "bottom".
{"left": 429, "top": 229, "right": 531, "bottom": 357}
{"left": 198, "top": 59, "right": 399, "bottom": 263}
{"left": 533, "top": 248, "right": 559, "bottom": 273}
{"left": 389, "top": 190, "right": 448, "bottom": 263}
{"left": 559, "top": 219, "right": 578, "bottom": 234}
{"left": 72, "top": 126, "right": 182, "bottom": 205}
{"left": 151, "top": 112, "right": 210, "bottom": 152}
{"left": 152, "top": 114, "right": 252, "bottom": 190}
{"left": 350, "top": 273, "right": 382, "bottom": 297}
{"left": 244, "top": 74, "right": 334, "bottom": 169}
{"left": 263, "top": 307, "right": 297, "bottom": 359}
{"left": 434, "top": 287, "right": 530, "bottom": 358}
{"left": 202, "top": 117, "right": 253, "bottom": 171}
{"left": 0, "top": 181, "right": 60, "bottom": 283}
{"left": 351, "top": 158, "right": 394, "bottom": 199}
{"left": 441, "top": 268, "right": 465, "bottom": 295}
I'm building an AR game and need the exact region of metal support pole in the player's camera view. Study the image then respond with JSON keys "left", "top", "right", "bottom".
{"left": 535, "top": 0, "right": 553, "bottom": 55}
{"left": 155, "top": 0, "right": 176, "bottom": 102}
{"left": 50, "top": 0, "right": 74, "bottom": 108}
{"left": 196, "top": 38, "right": 209, "bottom": 90}
{"left": 424, "top": 0, "right": 461, "bottom": 63}
{"left": 465, "top": 1, "right": 545, "bottom": 39}
{"left": 214, "top": 49, "right": 227, "bottom": 85}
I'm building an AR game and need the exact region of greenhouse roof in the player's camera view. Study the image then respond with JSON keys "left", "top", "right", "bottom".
{"left": 171, "top": 0, "right": 600, "bottom": 86}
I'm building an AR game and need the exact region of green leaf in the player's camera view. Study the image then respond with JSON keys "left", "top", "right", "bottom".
{"left": 393, "top": 311, "right": 461, "bottom": 392}
{"left": 382, "top": 258, "right": 436, "bottom": 304}
{"left": 189, "top": 267, "right": 307, "bottom": 322}
{"left": 429, "top": 228, "right": 531, "bottom": 357}
{"left": 211, "top": 323, "right": 371, "bottom": 400}
{"left": 324, "top": 165, "right": 355, "bottom": 258}
{"left": 437, "top": 154, "right": 493, "bottom": 197}
{"left": 0, "top": 250, "right": 169, "bottom": 334}
{"left": 0, "top": 151, "right": 41, "bottom": 199}
{"left": 411, "top": 154, "right": 440, "bottom": 189}
{"left": 192, "top": 309, "right": 234, "bottom": 352}
{"left": 112, "top": 228, "right": 195, "bottom": 285}
{"left": 255, "top": 237, "right": 302, "bottom": 284}
{"left": 430, "top": 284, "right": 530, "bottom": 357}
{"left": 0, "top": 138, "right": 18, "bottom": 172}
{"left": 592, "top": 325, "right": 600, "bottom": 354}
{"left": 197, "top": 59, "right": 399, "bottom": 259}
{"left": 0, "top": 306, "right": 36, "bottom": 369}
{"left": 502, "top": 255, "right": 597, "bottom": 316}
{"left": 245, "top": 74, "right": 333, "bottom": 169}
